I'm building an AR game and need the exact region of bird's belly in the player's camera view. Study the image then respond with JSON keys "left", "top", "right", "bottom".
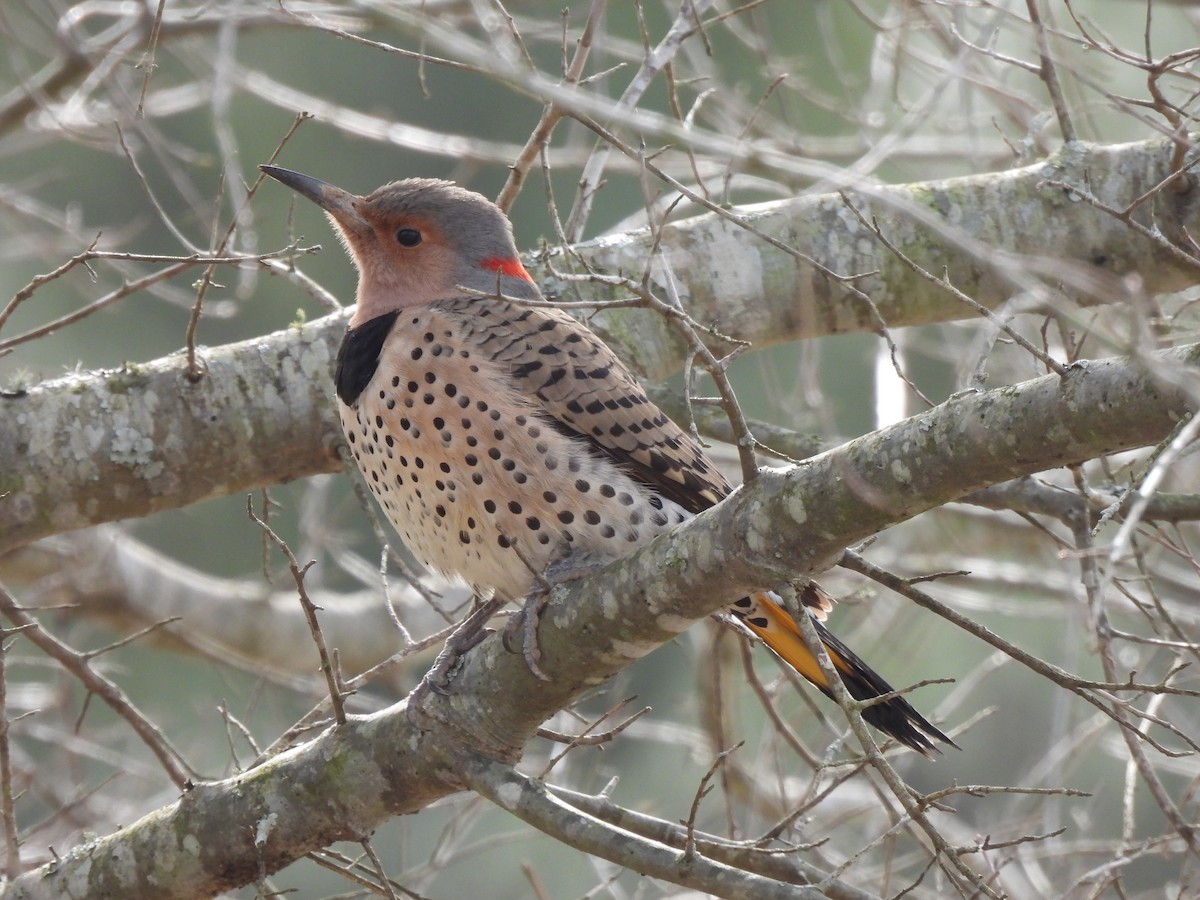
{"left": 341, "top": 353, "right": 687, "bottom": 601}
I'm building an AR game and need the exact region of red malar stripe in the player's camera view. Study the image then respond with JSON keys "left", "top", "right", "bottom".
{"left": 481, "top": 256, "right": 533, "bottom": 282}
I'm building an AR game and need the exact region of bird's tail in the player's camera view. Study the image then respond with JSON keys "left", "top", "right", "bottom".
{"left": 733, "top": 590, "right": 954, "bottom": 756}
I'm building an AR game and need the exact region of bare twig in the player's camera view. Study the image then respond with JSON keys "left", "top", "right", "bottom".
{"left": 247, "top": 496, "right": 350, "bottom": 725}
{"left": 0, "top": 583, "right": 195, "bottom": 788}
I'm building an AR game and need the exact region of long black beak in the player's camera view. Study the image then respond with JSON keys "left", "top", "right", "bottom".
{"left": 259, "top": 165, "right": 370, "bottom": 235}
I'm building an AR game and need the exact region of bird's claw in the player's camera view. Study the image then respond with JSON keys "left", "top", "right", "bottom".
{"left": 502, "top": 590, "right": 553, "bottom": 682}
{"left": 407, "top": 598, "right": 503, "bottom": 725}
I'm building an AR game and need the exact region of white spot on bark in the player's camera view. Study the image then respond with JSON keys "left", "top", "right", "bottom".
{"left": 786, "top": 492, "right": 808, "bottom": 525}
{"left": 109, "top": 427, "right": 156, "bottom": 467}
{"left": 496, "top": 781, "right": 522, "bottom": 809}
{"left": 255, "top": 813, "right": 278, "bottom": 846}
{"left": 889, "top": 459, "right": 912, "bottom": 484}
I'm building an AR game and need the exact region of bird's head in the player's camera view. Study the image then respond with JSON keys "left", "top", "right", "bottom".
{"left": 260, "top": 166, "right": 539, "bottom": 326}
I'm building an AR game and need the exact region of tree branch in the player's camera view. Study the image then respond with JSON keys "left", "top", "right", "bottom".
{"left": 464, "top": 755, "right": 822, "bottom": 900}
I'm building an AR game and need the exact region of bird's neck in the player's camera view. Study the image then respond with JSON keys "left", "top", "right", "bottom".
{"left": 349, "top": 266, "right": 540, "bottom": 327}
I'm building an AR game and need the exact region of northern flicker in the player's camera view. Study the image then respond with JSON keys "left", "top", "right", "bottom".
{"left": 261, "top": 165, "right": 952, "bottom": 755}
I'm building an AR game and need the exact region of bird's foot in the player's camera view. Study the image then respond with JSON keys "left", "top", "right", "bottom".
{"left": 501, "top": 585, "right": 553, "bottom": 683}
{"left": 502, "top": 552, "right": 611, "bottom": 683}
{"left": 407, "top": 596, "right": 505, "bottom": 724}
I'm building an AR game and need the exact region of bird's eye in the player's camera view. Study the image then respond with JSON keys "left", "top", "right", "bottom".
{"left": 396, "top": 228, "right": 423, "bottom": 247}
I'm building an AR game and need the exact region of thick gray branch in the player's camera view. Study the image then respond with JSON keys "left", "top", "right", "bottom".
{"left": 570, "top": 138, "right": 1200, "bottom": 378}
{"left": 5, "top": 342, "right": 1196, "bottom": 898}
{"left": 1, "top": 314, "right": 348, "bottom": 554}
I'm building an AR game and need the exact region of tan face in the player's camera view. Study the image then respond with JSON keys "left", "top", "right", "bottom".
{"left": 331, "top": 205, "right": 463, "bottom": 325}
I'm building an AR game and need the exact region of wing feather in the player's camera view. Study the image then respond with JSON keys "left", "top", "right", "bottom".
{"left": 449, "top": 299, "right": 729, "bottom": 513}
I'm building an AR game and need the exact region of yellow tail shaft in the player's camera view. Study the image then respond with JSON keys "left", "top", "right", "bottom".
{"left": 734, "top": 591, "right": 953, "bottom": 756}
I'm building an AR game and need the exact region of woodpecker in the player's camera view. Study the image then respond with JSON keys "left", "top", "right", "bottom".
{"left": 261, "top": 165, "right": 952, "bottom": 754}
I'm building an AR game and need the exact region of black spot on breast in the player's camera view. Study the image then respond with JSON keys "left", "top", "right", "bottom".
{"left": 335, "top": 311, "right": 400, "bottom": 405}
